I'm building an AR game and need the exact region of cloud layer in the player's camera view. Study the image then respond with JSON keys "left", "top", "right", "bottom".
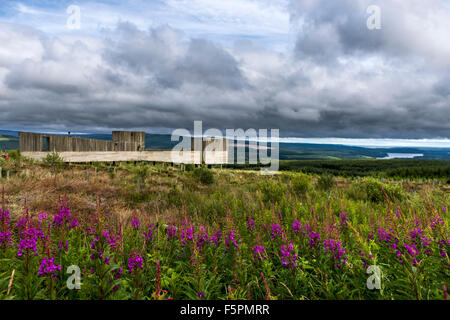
{"left": 0, "top": 0, "right": 449, "bottom": 139}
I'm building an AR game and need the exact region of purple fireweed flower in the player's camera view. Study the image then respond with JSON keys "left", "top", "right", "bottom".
{"left": 431, "top": 216, "right": 444, "bottom": 230}
{"left": 70, "top": 220, "right": 79, "bottom": 229}
{"left": 38, "top": 212, "right": 47, "bottom": 223}
{"left": 0, "top": 231, "right": 11, "bottom": 246}
{"left": 112, "top": 268, "right": 123, "bottom": 280}
{"left": 90, "top": 236, "right": 99, "bottom": 250}
{"left": 252, "top": 245, "right": 267, "bottom": 261}
{"left": 131, "top": 219, "right": 140, "bottom": 230}
{"left": 38, "top": 257, "right": 61, "bottom": 277}
{"left": 0, "top": 209, "right": 10, "bottom": 225}
{"left": 409, "top": 228, "right": 423, "bottom": 242}
{"left": 271, "top": 224, "right": 282, "bottom": 239}
{"left": 196, "top": 226, "right": 209, "bottom": 249}
{"left": 308, "top": 231, "right": 321, "bottom": 248}
{"left": 404, "top": 243, "right": 420, "bottom": 265}
{"left": 414, "top": 218, "right": 422, "bottom": 228}
{"left": 197, "top": 292, "right": 205, "bottom": 299}
{"left": 180, "top": 226, "right": 194, "bottom": 244}
{"left": 86, "top": 227, "right": 96, "bottom": 237}
{"left": 17, "top": 228, "right": 44, "bottom": 257}
{"left": 339, "top": 212, "right": 348, "bottom": 227}
{"left": 246, "top": 219, "right": 255, "bottom": 232}
{"left": 421, "top": 236, "right": 432, "bottom": 256}
{"left": 377, "top": 228, "right": 398, "bottom": 245}
{"left": 281, "top": 243, "right": 298, "bottom": 268}
{"left": 53, "top": 207, "right": 78, "bottom": 229}
{"left": 293, "top": 221, "right": 302, "bottom": 234}
{"left": 209, "top": 230, "right": 222, "bottom": 247}
{"left": 439, "top": 239, "right": 449, "bottom": 259}
{"left": 328, "top": 224, "right": 338, "bottom": 235}
{"left": 16, "top": 217, "right": 27, "bottom": 229}
{"left": 166, "top": 225, "right": 177, "bottom": 239}
{"left": 224, "top": 231, "right": 239, "bottom": 248}
{"left": 438, "top": 239, "right": 450, "bottom": 248}
{"left": 143, "top": 223, "right": 157, "bottom": 243}
{"left": 58, "top": 240, "right": 69, "bottom": 252}
{"left": 323, "top": 239, "right": 347, "bottom": 267}
{"left": 128, "top": 253, "right": 144, "bottom": 273}
{"left": 102, "top": 230, "right": 120, "bottom": 249}
{"left": 89, "top": 231, "right": 117, "bottom": 265}
{"left": 443, "top": 206, "right": 447, "bottom": 214}
{"left": 360, "top": 253, "right": 374, "bottom": 269}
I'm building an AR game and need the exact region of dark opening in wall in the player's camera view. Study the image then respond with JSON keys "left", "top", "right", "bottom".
{"left": 42, "top": 137, "right": 50, "bottom": 151}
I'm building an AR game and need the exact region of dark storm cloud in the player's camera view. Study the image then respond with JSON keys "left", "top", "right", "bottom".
{"left": 0, "top": 0, "right": 449, "bottom": 139}
{"left": 103, "top": 23, "right": 246, "bottom": 90}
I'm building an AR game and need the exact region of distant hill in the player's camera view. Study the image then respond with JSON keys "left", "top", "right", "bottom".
{"left": 1, "top": 129, "right": 449, "bottom": 160}
{"left": 0, "top": 134, "right": 19, "bottom": 151}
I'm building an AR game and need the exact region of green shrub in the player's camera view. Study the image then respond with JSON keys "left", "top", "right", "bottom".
{"left": 258, "top": 178, "right": 287, "bottom": 203}
{"left": 345, "top": 180, "right": 367, "bottom": 201}
{"left": 364, "top": 178, "right": 405, "bottom": 203}
{"left": 316, "top": 174, "right": 336, "bottom": 191}
{"left": 167, "top": 186, "right": 183, "bottom": 206}
{"left": 193, "top": 167, "right": 214, "bottom": 185}
{"left": 184, "top": 164, "right": 195, "bottom": 172}
{"left": 7, "top": 150, "right": 21, "bottom": 160}
{"left": 42, "top": 152, "right": 64, "bottom": 172}
{"left": 291, "top": 173, "right": 311, "bottom": 196}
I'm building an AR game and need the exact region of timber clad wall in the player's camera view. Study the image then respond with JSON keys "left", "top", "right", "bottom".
{"left": 112, "top": 131, "right": 146, "bottom": 151}
{"left": 19, "top": 131, "right": 145, "bottom": 152}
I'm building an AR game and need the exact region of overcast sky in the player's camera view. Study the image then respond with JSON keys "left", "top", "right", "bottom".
{"left": 0, "top": 0, "right": 449, "bottom": 142}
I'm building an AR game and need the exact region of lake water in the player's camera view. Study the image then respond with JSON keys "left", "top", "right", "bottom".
{"left": 378, "top": 153, "right": 424, "bottom": 159}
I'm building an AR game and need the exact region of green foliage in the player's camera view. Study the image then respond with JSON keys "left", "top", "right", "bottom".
{"left": 258, "top": 178, "right": 287, "bottom": 203}
{"left": 363, "top": 177, "right": 405, "bottom": 203}
{"left": 278, "top": 159, "right": 450, "bottom": 179}
{"left": 42, "top": 152, "right": 64, "bottom": 178}
{"left": 7, "top": 150, "right": 21, "bottom": 161}
{"left": 316, "top": 174, "right": 336, "bottom": 191}
{"left": 167, "top": 186, "right": 182, "bottom": 207}
{"left": 129, "top": 163, "right": 150, "bottom": 179}
{"left": 42, "top": 152, "right": 64, "bottom": 168}
{"left": 193, "top": 167, "right": 214, "bottom": 185}
{"left": 291, "top": 173, "right": 311, "bottom": 196}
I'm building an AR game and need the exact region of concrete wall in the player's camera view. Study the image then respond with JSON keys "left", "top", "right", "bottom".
{"left": 22, "top": 150, "right": 228, "bottom": 164}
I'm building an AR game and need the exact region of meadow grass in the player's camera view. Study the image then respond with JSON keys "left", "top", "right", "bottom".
{"left": 0, "top": 160, "right": 448, "bottom": 300}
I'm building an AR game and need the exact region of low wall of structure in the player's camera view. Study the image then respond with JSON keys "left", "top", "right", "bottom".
{"left": 22, "top": 150, "right": 228, "bottom": 164}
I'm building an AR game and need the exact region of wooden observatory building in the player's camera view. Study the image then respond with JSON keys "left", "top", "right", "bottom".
{"left": 19, "top": 131, "right": 146, "bottom": 152}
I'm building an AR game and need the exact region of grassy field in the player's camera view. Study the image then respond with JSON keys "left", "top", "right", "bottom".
{"left": 0, "top": 155, "right": 448, "bottom": 300}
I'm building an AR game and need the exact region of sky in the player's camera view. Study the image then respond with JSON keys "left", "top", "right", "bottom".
{"left": 0, "top": 0, "right": 449, "bottom": 147}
